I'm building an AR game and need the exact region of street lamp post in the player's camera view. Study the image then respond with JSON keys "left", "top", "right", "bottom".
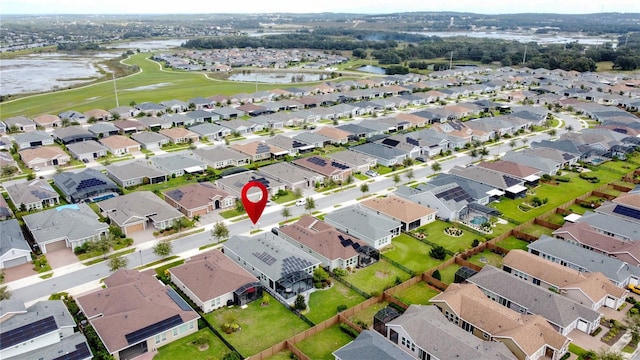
{"left": 139, "top": 250, "right": 143, "bottom": 266}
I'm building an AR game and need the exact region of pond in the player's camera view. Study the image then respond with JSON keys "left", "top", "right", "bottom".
{"left": 356, "top": 65, "right": 387, "bottom": 74}
{"left": 227, "top": 72, "right": 325, "bottom": 83}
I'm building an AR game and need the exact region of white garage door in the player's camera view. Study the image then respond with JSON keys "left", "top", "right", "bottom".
{"left": 605, "top": 296, "right": 616, "bottom": 308}
{"left": 630, "top": 278, "right": 639, "bottom": 286}
{"left": 577, "top": 320, "right": 588, "bottom": 332}
{"left": 2, "top": 256, "right": 29, "bottom": 268}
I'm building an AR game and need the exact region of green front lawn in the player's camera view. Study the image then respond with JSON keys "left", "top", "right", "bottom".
{"left": 394, "top": 282, "right": 441, "bottom": 305}
{"left": 345, "top": 260, "right": 411, "bottom": 296}
{"left": 495, "top": 236, "right": 530, "bottom": 251}
{"left": 295, "top": 325, "right": 355, "bottom": 360}
{"left": 306, "top": 282, "right": 367, "bottom": 324}
{"left": 205, "top": 299, "right": 310, "bottom": 357}
{"left": 437, "top": 264, "right": 462, "bottom": 284}
{"left": 383, "top": 233, "right": 445, "bottom": 274}
{"left": 417, "top": 220, "right": 480, "bottom": 254}
{"left": 466, "top": 249, "right": 504, "bottom": 268}
{"left": 154, "top": 329, "right": 232, "bottom": 360}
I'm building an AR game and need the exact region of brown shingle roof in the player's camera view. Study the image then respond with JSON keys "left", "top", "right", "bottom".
{"left": 361, "top": 195, "right": 435, "bottom": 223}
{"left": 477, "top": 160, "right": 541, "bottom": 178}
{"left": 431, "top": 283, "right": 569, "bottom": 356}
{"left": 76, "top": 269, "right": 199, "bottom": 354}
{"left": 99, "top": 135, "right": 139, "bottom": 149}
{"left": 163, "top": 182, "right": 234, "bottom": 211}
{"left": 614, "top": 193, "right": 640, "bottom": 210}
{"left": 169, "top": 250, "right": 258, "bottom": 303}
{"left": 314, "top": 127, "right": 350, "bottom": 141}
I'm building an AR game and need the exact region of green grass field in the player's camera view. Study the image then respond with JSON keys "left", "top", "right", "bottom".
{"left": 348, "top": 301, "right": 389, "bottom": 329}
{"left": 437, "top": 264, "right": 462, "bottom": 284}
{"left": 345, "top": 260, "right": 412, "bottom": 295}
{"left": 417, "top": 220, "right": 481, "bottom": 253}
{"left": 393, "top": 282, "right": 441, "bottom": 305}
{"left": 467, "top": 249, "right": 504, "bottom": 268}
{"left": 294, "top": 325, "right": 355, "bottom": 360}
{"left": 495, "top": 236, "right": 530, "bottom": 251}
{"left": 154, "top": 329, "right": 232, "bottom": 360}
{"left": 382, "top": 233, "right": 446, "bottom": 274}
{"left": 306, "top": 282, "right": 367, "bottom": 324}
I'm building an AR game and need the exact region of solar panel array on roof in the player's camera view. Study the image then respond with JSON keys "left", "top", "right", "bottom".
{"left": 331, "top": 161, "right": 349, "bottom": 170}
{"left": 253, "top": 251, "right": 277, "bottom": 265}
{"left": 281, "top": 256, "right": 313, "bottom": 275}
{"left": 256, "top": 143, "right": 271, "bottom": 154}
{"left": 503, "top": 175, "right": 520, "bottom": 188}
{"left": 406, "top": 137, "right": 420, "bottom": 146}
{"left": 292, "top": 140, "right": 306, "bottom": 148}
{"left": 0, "top": 316, "right": 57, "bottom": 349}
{"left": 437, "top": 186, "right": 473, "bottom": 203}
{"left": 249, "top": 177, "right": 270, "bottom": 188}
{"left": 52, "top": 342, "right": 92, "bottom": 360}
{"left": 381, "top": 138, "right": 400, "bottom": 147}
{"left": 307, "top": 157, "right": 327, "bottom": 166}
{"left": 613, "top": 205, "right": 640, "bottom": 220}
{"left": 76, "top": 178, "right": 107, "bottom": 191}
{"left": 166, "top": 288, "right": 193, "bottom": 311}
{"left": 125, "top": 315, "right": 183, "bottom": 345}
{"left": 63, "top": 178, "right": 76, "bottom": 189}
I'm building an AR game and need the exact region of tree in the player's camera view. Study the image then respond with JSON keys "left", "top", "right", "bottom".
{"left": 0, "top": 286, "right": 10, "bottom": 300}
{"left": 509, "top": 139, "right": 517, "bottom": 149}
{"left": 405, "top": 169, "right": 414, "bottom": 181}
{"left": 596, "top": 350, "right": 624, "bottom": 360}
{"left": 521, "top": 137, "right": 529, "bottom": 146}
{"left": 548, "top": 128, "right": 557, "bottom": 137}
{"left": 153, "top": 239, "right": 173, "bottom": 258}
{"left": 304, "top": 197, "right": 316, "bottom": 212}
{"left": 211, "top": 221, "right": 229, "bottom": 242}
{"left": 1, "top": 165, "right": 18, "bottom": 177}
{"left": 403, "top": 157, "right": 414, "bottom": 168}
{"left": 360, "top": 183, "right": 369, "bottom": 196}
{"left": 294, "top": 294, "right": 307, "bottom": 311}
{"left": 235, "top": 199, "right": 245, "bottom": 213}
{"left": 625, "top": 310, "right": 640, "bottom": 346}
{"left": 392, "top": 173, "right": 401, "bottom": 186}
{"left": 429, "top": 245, "right": 447, "bottom": 260}
{"left": 108, "top": 255, "right": 129, "bottom": 272}
{"left": 565, "top": 124, "right": 574, "bottom": 132}
{"left": 431, "top": 162, "right": 442, "bottom": 174}
{"left": 281, "top": 207, "right": 291, "bottom": 221}
{"left": 293, "top": 187, "right": 303, "bottom": 199}
{"left": 479, "top": 147, "right": 489, "bottom": 160}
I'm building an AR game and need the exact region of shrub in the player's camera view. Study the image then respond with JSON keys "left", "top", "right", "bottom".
{"left": 430, "top": 245, "right": 447, "bottom": 260}
{"left": 555, "top": 176, "right": 570, "bottom": 182}
{"left": 339, "top": 323, "right": 360, "bottom": 338}
{"left": 333, "top": 268, "right": 348, "bottom": 277}
{"left": 432, "top": 269, "right": 441, "bottom": 281}
{"left": 471, "top": 239, "right": 480, "bottom": 247}
{"left": 337, "top": 304, "right": 347, "bottom": 312}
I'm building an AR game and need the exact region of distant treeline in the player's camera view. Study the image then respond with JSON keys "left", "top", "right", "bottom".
{"left": 56, "top": 42, "right": 105, "bottom": 51}
{"left": 183, "top": 29, "right": 640, "bottom": 72}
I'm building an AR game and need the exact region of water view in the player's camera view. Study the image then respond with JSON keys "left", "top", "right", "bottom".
{"left": 357, "top": 65, "right": 387, "bottom": 74}
{"left": 411, "top": 31, "right": 617, "bottom": 46}
{"left": 228, "top": 72, "right": 324, "bottom": 83}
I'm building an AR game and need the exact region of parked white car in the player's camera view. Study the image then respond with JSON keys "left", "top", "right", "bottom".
{"left": 295, "top": 198, "right": 307, "bottom": 206}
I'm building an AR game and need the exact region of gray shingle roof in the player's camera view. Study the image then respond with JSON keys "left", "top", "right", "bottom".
{"left": 468, "top": 266, "right": 601, "bottom": 328}
{"left": 152, "top": 153, "right": 207, "bottom": 172}
{"left": 579, "top": 211, "right": 640, "bottom": 241}
{"left": 23, "top": 204, "right": 108, "bottom": 245}
{"left": 324, "top": 205, "right": 400, "bottom": 246}
{"left": 0, "top": 219, "right": 30, "bottom": 257}
{"left": 529, "top": 235, "right": 640, "bottom": 284}
{"left": 53, "top": 168, "right": 120, "bottom": 203}
{"left": 333, "top": 330, "right": 414, "bottom": 360}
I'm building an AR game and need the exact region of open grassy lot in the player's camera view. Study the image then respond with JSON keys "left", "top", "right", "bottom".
{"left": 345, "top": 260, "right": 412, "bottom": 295}
{"left": 382, "top": 234, "right": 445, "bottom": 274}
{"left": 154, "top": 329, "right": 232, "bottom": 360}
{"left": 467, "top": 249, "right": 504, "bottom": 268}
{"left": 490, "top": 167, "right": 629, "bottom": 224}
{"left": 306, "top": 282, "right": 367, "bottom": 324}
{"left": 418, "top": 220, "right": 480, "bottom": 253}
{"left": 437, "top": 263, "right": 462, "bottom": 284}
{"left": 517, "top": 223, "right": 554, "bottom": 238}
{"left": 495, "top": 236, "right": 530, "bottom": 251}
{"left": 295, "top": 325, "right": 355, "bottom": 360}
{"left": 393, "top": 282, "right": 441, "bottom": 305}
{"left": 348, "top": 301, "right": 389, "bottom": 329}
{"left": 204, "top": 298, "right": 310, "bottom": 356}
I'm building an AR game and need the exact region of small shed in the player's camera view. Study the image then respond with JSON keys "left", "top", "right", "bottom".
{"left": 373, "top": 306, "right": 402, "bottom": 335}
{"left": 454, "top": 266, "right": 478, "bottom": 283}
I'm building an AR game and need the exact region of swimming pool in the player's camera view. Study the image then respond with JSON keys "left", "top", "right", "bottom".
{"left": 470, "top": 215, "right": 488, "bottom": 225}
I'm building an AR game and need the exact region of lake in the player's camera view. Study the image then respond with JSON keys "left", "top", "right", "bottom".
{"left": 228, "top": 72, "right": 324, "bottom": 83}
{"left": 410, "top": 31, "right": 617, "bottom": 46}
{"left": 357, "top": 65, "right": 387, "bottom": 74}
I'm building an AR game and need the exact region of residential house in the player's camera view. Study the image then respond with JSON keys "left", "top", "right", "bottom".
{"left": 314, "top": 127, "right": 350, "bottom": 145}
{"left": 217, "top": 119, "right": 260, "bottom": 134}
{"left": 52, "top": 126, "right": 96, "bottom": 144}
{"left": 12, "top": 131, "right": 54, "bottom": 149}
{"left": 99, "top": 135, "right": 141, "bottom": 156}
{"left": 88, "top": 122, "right": 119, "bottom": 138}
{"left": 476, "top": 160, "right": 543, "bottom": 187}
{"left": 468, "top": 265, "right": 602, "bottom": 336}
{"left": 98, "top": 191, "right": 185, "bottom": 236}
{"left": 193, "top": 146, "right": 250, "bottom": 169}
{"left": 258, "top": 162, "right": 324, "bottom": 190}
{"left": 105, "top": 161, "right": 168, "bottom": 188}
{"left": 215, "top": 172, "right": 286, "bottom": 200}
{"left": 188, "top": 123, "right": 230, "bottom": 141}
{"left": 377, "top": 135, "right": 422, "bottom": 159}
{"left": 113, "top": 119, "right": 146, "bottom": 134}
{"left": 32, "top": 114, "right": 62, "bottom": 129}
{"left": 292, "top": 156, "right": 352, "bottom": 183}
{"left": 529, "top": 235, "right": 640, "bottom": 288}
{"left": 395, "top": 182, "right": 474, "bottom": 222}
{"left": 502, "top": 250, "right": 627, "bottom": 310}
{"left": 53, "top": 168, "right": 121, "bottom": 203}
{"left": 5, "top": 179, "right": 60, "bottom": 211}
{"left": 292, "top": 132, "right": 332, "bottom": 149}
{"left": 265, "top": 134, "right": 315, "bottom": 156}
{"left": 131, "top": 131, "right": 170, "bottom": 151}
{"left": 349, "top": 143, "right": 408, "bottom": 167}
{"left": 324, "top": 205, "right": 401, "bottom": 249}
{"left": 394, "top": 112, "right": 429, "bottom": 128}
{"left": 577, "top": 210, "right": 640, "bottom": 242}
{"left": 0, "top": 219, "right": 31, "bottom": 268}
{"left": 22, "top": 203, "right": 108, "bottom": 253}
{"left": 18, "top": 146, "right": 70, "bottom": 169}
{"left": 135, "top": 102, "right": 166, "bottom": 116}
{"left": 336, "top": 123, "right": 381, "bottom": 140}
{"left": 163, "top": 182, "right": 235, "bottom": 218}
{"left": 159, "top": 128, "right": 199, "bottom": 145}
{"left": 450, "top": 165, "right": 528, "bottom": 199}
{"left": 553, "top": 222, "right": 640, "bottom": 266}
{"left": 160, "top": 99, "right": 189, "bottom": 113}
{"left": 327, "top": 150, "right": 377, "bottom": 174}
{"left": 595, "top": 192, "right": 640, "bottom": 227}
{"left": 223, "top": 233, "right": 321, "bottom": 300}
{"left": 384, "top": 305, "right": 517, "bottom": 360}
{"left": 169, "top": 250, "right": 262, "bottom": 313}
{"left": 76, "top": 269, "right": 199, "bottom": 360}
{"left": 0, "top": 196, "right": 13, "bottom": 220}
{"left": 137, "top": 116, "right": 172, "bottom": 131}
{"left": 211, "top": 107, "right": 244, "bottom": 120}
{"left": 361, "top": 195, "right": 436, "bottom": 231}
{"left": 278, "top": 215, "right": 379, "bottom": 271}
{"left": 0, "top": 300, "right": 91, "bottom": 360}
{"left": 501, "top": 150, "right": 564, "bottom": 176}
{"left": 151, "top": 153, "right": 207, "bottom": 177}
{"left": 333, "top": 330, "right": 415, "bottom": 360}
{"left": 230, "top": 141, "right": 288, "bottom": 162}
{"left": 58, "top": 110, "right": 87, "bottom": 124}
{"left": 186, "top": 110, "right": 220, "bottom": 123}
{"left": 109, "top": 105, "right": 138, "bottom": 119}
{"left": 66, "top": 140, "right": 109, "bottom": 161}
{"left": 85, "top": 109, "right": 113, "bottom": 122}
{"left": 187, "top": 97, "right": 214, "bottom": 110}
{"left": 431, "top": 283, "right": 570, "bottom": 360}
{"left": 4, "top": 116, "right": 37, "bottom": 132}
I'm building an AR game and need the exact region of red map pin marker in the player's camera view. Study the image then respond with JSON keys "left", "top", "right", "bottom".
{"left": 241, "top": 181, "right": 269, "bottom": 225}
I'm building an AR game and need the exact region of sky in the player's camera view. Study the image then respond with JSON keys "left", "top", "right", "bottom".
{"left": 2, "top": 0, "right": 639, "bottom": 15}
